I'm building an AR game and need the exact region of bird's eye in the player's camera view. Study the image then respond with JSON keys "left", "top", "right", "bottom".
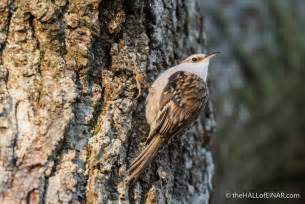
{"left": 191, "top": 57, "right": 198, "bottom": 62}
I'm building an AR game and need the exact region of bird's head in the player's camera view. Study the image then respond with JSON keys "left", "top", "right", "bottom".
{"left": 180, "top": 52, "right": 219, "bottom": 81}
{"left": 181, "top": 52, "right": 219, "bottom": 64}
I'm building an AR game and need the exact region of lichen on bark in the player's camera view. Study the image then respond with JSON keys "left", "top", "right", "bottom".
{"left": 0, "top": 0, "right": 215, "bottom": 203}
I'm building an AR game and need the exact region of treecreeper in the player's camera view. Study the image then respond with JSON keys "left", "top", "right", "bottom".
{"left": 128, "top": 53, "right": 219, "bottom": 184}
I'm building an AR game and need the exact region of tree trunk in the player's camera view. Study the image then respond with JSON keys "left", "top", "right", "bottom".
{"left": 0, "top": 0, "right": 215, "bottom": 203}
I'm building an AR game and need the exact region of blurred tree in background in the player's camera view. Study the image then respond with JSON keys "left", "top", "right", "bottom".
{"left": 204, "top": 0, "right": 305, "bottom": 203}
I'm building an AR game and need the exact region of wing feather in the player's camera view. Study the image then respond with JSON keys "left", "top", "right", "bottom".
{"left": 146, "top": 71, "right": 208, "bottom": 144}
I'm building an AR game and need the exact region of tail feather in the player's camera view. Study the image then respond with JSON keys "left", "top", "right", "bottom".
{"left": 127, "top": 136, "right": 162, "bottom": 184}
{"left": 128, "top": 136, "right": 159, "bottom": 172}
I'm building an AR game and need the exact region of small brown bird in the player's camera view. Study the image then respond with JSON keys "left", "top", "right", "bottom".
{"left": 127, "top": 53, "right": 218, "bottom": 184}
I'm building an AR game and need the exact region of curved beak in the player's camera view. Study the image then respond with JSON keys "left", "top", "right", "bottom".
{"left": 205, "top": 51, "right": 220, "bottom": 60}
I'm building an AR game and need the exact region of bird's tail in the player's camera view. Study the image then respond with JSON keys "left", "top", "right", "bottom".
{"left": 127, "top": 136, "right": 162, "bottom": 184}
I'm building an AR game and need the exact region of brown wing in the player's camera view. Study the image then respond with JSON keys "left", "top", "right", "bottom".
{"left": 146, "top": 71, "right": 208, "bottom": 143}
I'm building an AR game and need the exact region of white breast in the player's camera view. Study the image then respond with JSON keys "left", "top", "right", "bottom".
{"left": 145, "top": 60, "right": 210, "bottom": 125}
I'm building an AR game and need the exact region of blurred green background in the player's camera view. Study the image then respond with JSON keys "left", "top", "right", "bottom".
{"left": 204, "top": 0, "right": 305, "bottom": 203}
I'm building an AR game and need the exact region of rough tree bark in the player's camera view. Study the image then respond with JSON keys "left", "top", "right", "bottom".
{"left": 0, "top": 0, "right": 215, "bottom": 203}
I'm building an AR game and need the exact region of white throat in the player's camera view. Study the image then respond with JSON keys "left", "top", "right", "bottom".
{"left": 179, "top": 60, "right": 210, "bottom": 82}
